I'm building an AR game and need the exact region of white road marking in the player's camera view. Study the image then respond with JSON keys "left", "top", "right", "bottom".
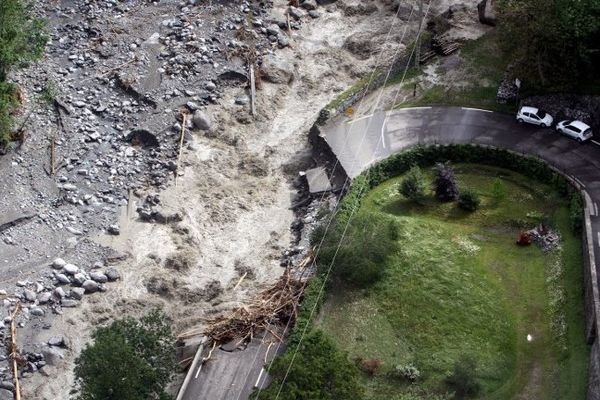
{"left": 592, "top": 140, "right": 600, "bottom": 147}
{"left": 347, "top": 114, "right": 373, "bottom": 124}
{"left": 461, "top": 107, "right": 493, "bottom": 113}
{"left": 597, "top": 232, "right": 600, "bottom": 246}
{"left": 572, "top": 176, "right": 586, "bottom": 188}
{"left": 381, "top": 119, "right": 387, "bottom": 149}
{"left": 394, "top": 106, "right": 432, "bottom": 111}
{"left": 254, "top": 368, "right": 265, "bottom": 388}
{"left": 595, "top": 203, "right": 599, "bottom": 217}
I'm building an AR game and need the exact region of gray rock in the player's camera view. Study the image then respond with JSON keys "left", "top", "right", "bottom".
{"left": 288, "top": 6, "right": 307, "bottom": 19}
{"left": 192, "top": 110, "right": 212, "bottom": 131}
{"left": 278, "top": 34, "right": 290, "bottom": 48}
{"left": 0, "top": 382, "right": 14, "bottom": 391}
{"left": 477, "top": 0, "right": 497, "bottom": 26}
{"left": 61, "top": 184, "right": 77, "bottom": 191}
{"left": 205, "top": 81, "right": 216, "bottom": 91}
{"left": 23, "top": 289, "right": 36, "bottom": 302}
{"left": 89, "top": 271, "right": 108, "bottom": 283}
{"left": 63, "top": 264, "right": 79, "bottom": 275}
{"left": 41, "top": 347, "right": 64, "bottom": 367}
{"left": 53, "top": 287, "right": 66, "bottom": 299}
{"left": 72, "top": 273, "right": 87, "bottom": 286}
{"left": 61, "top": 299, "right": 78, "bottom": 308}
{"left": 30, "top": 307, "right": 44, "bottom": 317}
{"left": 51, "top": 258, "right": 66, "bottom": 269}
{"left": 235, "top": 96, "right": 249, "bottom": 105}
{"left": 186, "top": 101, "right": 200, "bottom": 111}
{"left": 105, "top": 268, "right": 121, "bottom": 281}
{"left": 266, "top": 24, "right": 280, "bottom": 36}
{"left": 82, "top": 280, "right": 99, "bottom": 293}
{"left": 56, "top": 274, "right": 70, "bottom": 284}
{"left": 107, "top": 224, "right": 120, "bottom": 235}
{"left": 308, "top": 10, "right": 320, "bottom": 18}
{"left": 69, "top": 287, "right": 85, "bottom": 300}
{"left": 37, "top": 292, "right": 52, "bottom": 304}
{"left": 0, "top": 389, "right": 12, "bottom": 400}
{"left": 261, "top": 54, "right": 295, "bottom": 84}
{"left": 48, "top": 336, "right": 65, "bottom": 347}
{"left": 301, "top": 0, "right": 317, "bottom": 10}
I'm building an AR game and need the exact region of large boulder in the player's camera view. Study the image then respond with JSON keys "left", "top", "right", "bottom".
{"left": 477, "top": 0, "right": 497, "bottom": 26}
{"left": 192, "top": 110, "right": 212, "bottom": 131}
{"left": 261, "top": 54, "right": 295, "bottom": 84}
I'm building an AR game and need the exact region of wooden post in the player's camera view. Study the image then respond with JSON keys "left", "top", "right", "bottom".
{"left": 10, "top": 303, "right": 21, "bottom": 400}
{"left": 175, "top": 113, "right": 188, "bottom": 187}
{"left": 249, "top": 63, "right": 257, "bottom": 117}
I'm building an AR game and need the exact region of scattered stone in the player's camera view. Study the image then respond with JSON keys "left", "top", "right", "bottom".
{"left": 72, "top": 273, "right": 87, "bottom": 286}
{"left": 192, "top": 110, "right": 212, "bottom": 131}
{"left": 105, "top": 268, "right": 121, "bottom": 282}
{"left": 41, "top": 348, "right": 64, "bottom": 367}
{"left": 69, "top": 287, "right": 85, "bottom": 300}
{"left": 107, "top": 224, "right": 120, "bottom": 235}
{"left": 53, "top": 287, "right": 66, "bottom": 299}
{"left": 478, "top": 0, "right": 497, "bottom": 26}
{"left": 30, "top": 307, "right": 44, "bottom": 317}
{"left": 89, "top": 271, "right": 108, "bottom": 283}
{"left": 48, "top": 336, "right": 65, "bottom": 347}
{"left": 261, "top": 54, "right": 295, "bottom": 84}
{"left": 82, "top": 280, "right": 99, "bottom": 293}
{"left": 0, "top": 389, "right": 12, "bottom": 400}
{"left": 37, "top": 292, "right": 52, "bottom": 304}
{"left": 51, "top": 258, "right": 66, "bottom": 269}
{"left": 55, "top": 274, "right": 70, "bottom": 284}
{"left": 23, "top": 289, "right": 36, "bottom": 302}
{"left": 61, "top": 299, "right": 78, "bottom": 308}
{"left": 63, "top": 264, "right": 79, "bottom": 275}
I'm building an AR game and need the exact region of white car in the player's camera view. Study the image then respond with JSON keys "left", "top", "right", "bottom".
{"left": 516, "top": 106, "right": 554, "bottom": 128}
{"left": 556, "top": 120, "right": 593, "bottom": 142}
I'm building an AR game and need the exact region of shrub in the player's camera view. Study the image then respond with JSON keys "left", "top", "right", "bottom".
{"left": 256, "top": 330, "right": 365, "bottom": 400}
{"left": 445, "top": 356, "right": 481, "bottom": 398}
{"left": 74, "top": 309, "right": 175, "bottom": 400}
{"left": 392, "top": 363, "right": 421, "bottom": 382}
{"left": 355, "top": 357, "right": 383, "bottom": 376}
{"left": 433, "top": 162, "right": 459, "bottom": 202}
{"left": 318, "top": 213, "right": 399, "bottom": 287}
{"left": 570, "top": 193, "right": 584, "bottom": 234}
{"left": 490, "top": 178, "right": 506, "bottom": 205}
{"left": 399, "top": 166, "right": 427, "bottom": 202}
{"left": 458, "top": 189, "right": 481, "bottom": 212}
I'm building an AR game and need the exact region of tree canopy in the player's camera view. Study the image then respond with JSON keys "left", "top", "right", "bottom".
{"left": 74, "top": 309, "right": 176, "bottom": 400}
{"left": 497, "top": 0, "right": 600, "bottom": 91}
{"left": 254, "top": 330, "right": 365, "bottom": 400}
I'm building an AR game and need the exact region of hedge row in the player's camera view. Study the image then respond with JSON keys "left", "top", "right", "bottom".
{"left": 290, "top": 143, "right": 580, "bottom": 344}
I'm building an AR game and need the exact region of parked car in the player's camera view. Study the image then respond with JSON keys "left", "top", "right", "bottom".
{"left": 556, "top": 120, "right": 593, "bottom": 142}
{"left": 516, "top": 106, "right": 554, "bottom": 127}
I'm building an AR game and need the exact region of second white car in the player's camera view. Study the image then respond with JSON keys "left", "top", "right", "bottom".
{"left": 556, "top": 120, "right": 593, "bottom": 142}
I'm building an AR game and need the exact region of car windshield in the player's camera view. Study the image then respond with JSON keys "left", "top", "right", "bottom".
{"left": 535, "top": 110, "right": 547, "bottom": 119}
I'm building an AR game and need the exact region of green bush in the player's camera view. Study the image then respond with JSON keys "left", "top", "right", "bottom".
{"left": 74, "top": 309, "right": 175, "bottom": 400}
{"left": 255, "top": 330, "right": 364, "bottom": 400}
{"left": 318, "top": 213, "right": 399, "bottom": 287}
{"left": 433, "top": 162, "right": 459, "bottom": 202}
{"left": 445, "top": 356, "right": 481, "bottom": 398}
{"left": 570, "top": 193, "right": 584, "bottom": 234}
{"left": 491, "top": 178, "right": 507, "bottom": 206}
{"left": 458, "top": 189, "right": 481, "bottom": 212}
{"left": 0, "top": 0, "right": 47, "bottom": 147}
{"left": 399, "top": 166, "right": 427, "bottom": 202}
{"left": 392, "top": 363, "right": 421, "bottom": 382}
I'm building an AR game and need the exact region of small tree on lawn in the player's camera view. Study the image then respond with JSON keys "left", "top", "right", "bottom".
{"left": 399, "top": 166, "right": 427, "bottom": 202}
{"left": 433, "top": 162, "right": 459, "bottom": 202}
{"left": 74, "top": 309, "right": 175, "bottom": 400}
{"left": 445, "top": 355, "right": 481, "bottom": 398}
{"left": 458, "top": 189, "right": 481, "bottom": 212}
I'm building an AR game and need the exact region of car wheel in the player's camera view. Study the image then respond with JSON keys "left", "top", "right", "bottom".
{"left": 517, "top": 118, "right": 524, "bottom": 124}
{"left": 540, "top": 123, "right": 547, "bottom": 128}
{"left": 578, "top": 137, "right": 583, "bottom": 143}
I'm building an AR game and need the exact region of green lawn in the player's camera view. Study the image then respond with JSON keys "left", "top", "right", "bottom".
{"left": 318, "top": 164, "right": 588, "bottom": 399}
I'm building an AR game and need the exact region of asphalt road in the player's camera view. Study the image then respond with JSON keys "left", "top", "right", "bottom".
{"left": 179, "top": 332, "right": 285, "bottom": 400}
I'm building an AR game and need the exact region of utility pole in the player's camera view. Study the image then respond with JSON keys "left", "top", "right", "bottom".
{"left": 415, "top": 0, "right": 424, "bottom": 69}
